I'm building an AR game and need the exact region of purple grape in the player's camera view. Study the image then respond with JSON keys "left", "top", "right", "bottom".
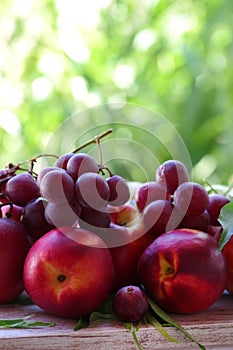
{"left": 112, "top": 285, "right": 149, "bottom": 322}
{"left": 22, "top": 197, "right": 54, "bottom": 241}
{"left": 143, "top": 199, "right": 180, "bottom": 237}
{"left": 207, "top": 193, "right": 230, "bottom": 226}
{"left": 79, "top": 204, "right": 110, "bottom": 230}
{"left": 66, "top": 153, "right": 99, "bottom": 180}
{"left": 106, "top": 175, "right": 130, "bottom": 206}
{"left": 40, "top": 169, "right": 74, "bottom": 203}
{"left": 5, "top": 172, "right": 40, "bottom": 206}
{"left": 135, "top": 181, "right": 169, "bottom": 212}
{"left": 173, "top": 182, "right": 209, "bottom": 216}
{"left": 44, "top": 201, "right": 80, "bottom": 227}
{"left": 37, "top": 166, "right": 58, "bottom": 185}
{"left": 156, "top": 160, "right": 189, "bottom": 194}
{"left": 53, "top": 153, "right": 74, "bottom": 169}
{"left": 178, "top": 210, "right": 211, "bottom": 232}
{"left": 75, "top": 172, "right": 110, "bottom": 209}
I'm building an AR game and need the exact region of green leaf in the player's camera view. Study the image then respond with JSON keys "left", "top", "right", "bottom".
{"left": 124, "top": 322, "right": 144, "bottom": 350}
{"left": 218, "top": 201, "right": 233, "bottom": 250}
{"left": 145, "top": 312, "right": 180, "bottom": 343}
{"left": 147, "top": 297, "right": 206, "bottom": 350}
{"left": 89, "top": 312, "right": 115, "bottom": 322}
{"left": 0, "top": 315, "right": 55, "bottom": 329}
{"left": 74, "top": 318, "right": 89, "bottom": 331}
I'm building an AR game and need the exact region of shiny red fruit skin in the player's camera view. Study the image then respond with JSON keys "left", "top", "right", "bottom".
{"left": 138, "top": 229, "right": 227, "bottom": 314}
{"left": 0, "top": 218, "right": 31, "bottom": 304}
{"left": 23, "top": 227, "right": 115, "bottom": 318}
{"left": 112, "top": 285, "right": 149, "bottom": 322}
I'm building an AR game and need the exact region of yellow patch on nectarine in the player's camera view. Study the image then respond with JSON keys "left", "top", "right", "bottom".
{"left": 157, "top": 251, "right": 179, "bottom": 300}
{"left": 41, "top": 259, "right": 93, "bottom": 302}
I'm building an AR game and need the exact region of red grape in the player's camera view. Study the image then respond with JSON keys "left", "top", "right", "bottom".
{"left": 106, "top": 175, "right": 130, "bottom": 206}
{"left": 40, "top": 169, "right": 74, "bottom": 203}
{"left": 5, "top": 172, "right": 40, "bottom": 206}
{"left": 79, "top": 204, "right": 110, "bottom": 230}
{"left": 37, "top": 166, "right": 58, "bottom": 185}
{"left": 173, "top": 182, "right": 209, "bottom": 216}
{"left": 44, "top": 201, "right": 80, "bottom": 227}
{"left": 178, "top": 210, "right": 211, "bottom": 232}
{"left": 67, "top": 153, "right": 99, "bottom": 180}
{"left": 207, "top": 193, "right": 230, "bottom": 226}
{"left": 22, "top": 197, "right": 54, "bottom": 241}
{"left": 112, "top": 285, "right": 149, "bottom": 322}
{"left": 156, "top": 159, "right": 189, "bottom": 194}
{"left": 54, "top": 153, "right": 74, "bottom": 169}
{"left": 135, "top": 181, "right": 169, "bottom": 212}
{"left": 75, "top": 172, "right": 110, "bottom": 209}
{"left": 143, "top": 199, "right": 180, "bottom": 237}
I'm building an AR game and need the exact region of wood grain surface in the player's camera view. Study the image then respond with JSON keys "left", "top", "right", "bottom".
{"left": 0, "top": 292, "right": 233, "bottom": 350}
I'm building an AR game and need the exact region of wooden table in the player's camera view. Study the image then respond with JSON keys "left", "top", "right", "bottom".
{"left": 0, "top": 292, "right": 233, "bottom": 350}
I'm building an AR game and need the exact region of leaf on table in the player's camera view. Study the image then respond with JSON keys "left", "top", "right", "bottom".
{"left": 0, "top": 315, "right": 55, "bottom": 329}
{"left": 124, "top": 322, "right": 144, "bottom": 350}
{"left": 89, "top": 311, "right": 115, "bottom": 322}
{"left": 147, "top": 296, "right": 206, "bottom": 350}
{"left": 145, "top": 312, "right": 180, "bottom": 343}
{"left": 74, "top": 317, "right": 89, "bottom": 331}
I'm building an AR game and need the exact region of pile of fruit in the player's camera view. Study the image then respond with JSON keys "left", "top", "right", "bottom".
{"left": 0, "top": 129, "right": 233, "bottom": 340}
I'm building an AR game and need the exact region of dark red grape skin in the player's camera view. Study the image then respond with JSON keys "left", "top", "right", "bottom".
{"left": 78, "top": 204, "right": 110, "bottom": 230}
{"left": 207, "top": 193, "right": 230, "bottom": 226}
{"left": 143, "top": 199, "right": 180, "bottom": 237}
{"left": 156, "top": 159, "right": 189, "bottom": 194}
{"left": 22, "top": 197, "right": 54, "bottom": 241}
{"left": 173, "top": 182, "right": 209, "bottom": 216}
{"left": 106, "top": 175, "right": 130, "bottom": 206}
{"left": 44, "top": 201, "right": 80, "bottom": 227}
{"left": 135, "top": 181, "right": 169, "bottom": 212}
{"left": 112, "top": 285, "right": 149, "bottom": 322}
{"left": 40, "top": 169, "right": 74, "bottom": 203}
{"left": 37, "top": 166, "right": 58, "bottom": 185}
{"left": 5, "top": 172, "right": 40, "bottom": 207}
{"left": 178, "top": 210, "right": 211, "bottom": 232}
{"left": 53, "top": 153, "right": 74, "bottom": 169}
{"left": 66, "top": 153, "right": 99, "bottom": 180}
{"left": 75, "top": 172, "right": 110, "bottom": 209}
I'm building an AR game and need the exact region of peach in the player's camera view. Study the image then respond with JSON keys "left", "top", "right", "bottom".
{"left": 137, "top": 228, "right": 227, "bottom": 314}
{"left": 23, "top": 226, "right": 115, "bottom": 318}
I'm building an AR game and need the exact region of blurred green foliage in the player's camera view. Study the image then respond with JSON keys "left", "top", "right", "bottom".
{"left": 0, "top": 0, "right": 232, "bottom": 184}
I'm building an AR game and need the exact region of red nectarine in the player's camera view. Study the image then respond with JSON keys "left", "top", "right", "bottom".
{"left": 138, "top": 228, "right": 227, "bottom": 314}
{"left": 222, "top": 236, "right": 233, "bottom": 294}
{"left": 0, "top": 218, "right": 31, "bottom": 304}
{"left": 23, "top": 226, "right": 115, "bottom": 318}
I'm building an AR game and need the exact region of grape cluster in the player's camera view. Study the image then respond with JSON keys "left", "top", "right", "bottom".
{"left": 0, "top": 152, "right": 130, "bottom": 242}
{"left": 0, "top": 153, "right": 230, "bottom": 244}
{"left": 135, "top": 159, "right": 230, "bottom": 239}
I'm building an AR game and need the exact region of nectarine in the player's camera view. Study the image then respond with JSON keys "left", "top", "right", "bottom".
{"left": 0, "top": 218, "right": 31, "bottom": 304}
{"left": 138, "top": 228, "right": 227, "bottom": 314}
{"left": 23, "top": 226, "right": 115, "bottom": 318}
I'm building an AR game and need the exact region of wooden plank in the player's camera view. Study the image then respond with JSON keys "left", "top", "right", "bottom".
{"left": 0, "top": 293, "right": 233, "bottom": 349}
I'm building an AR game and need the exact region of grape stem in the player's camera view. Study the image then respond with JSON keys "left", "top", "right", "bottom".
{"left": 71, "top": 129, "right": 113, "bottom": 154}
{"left": 71, "top": 128, "right": 114, "bottom": 176}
